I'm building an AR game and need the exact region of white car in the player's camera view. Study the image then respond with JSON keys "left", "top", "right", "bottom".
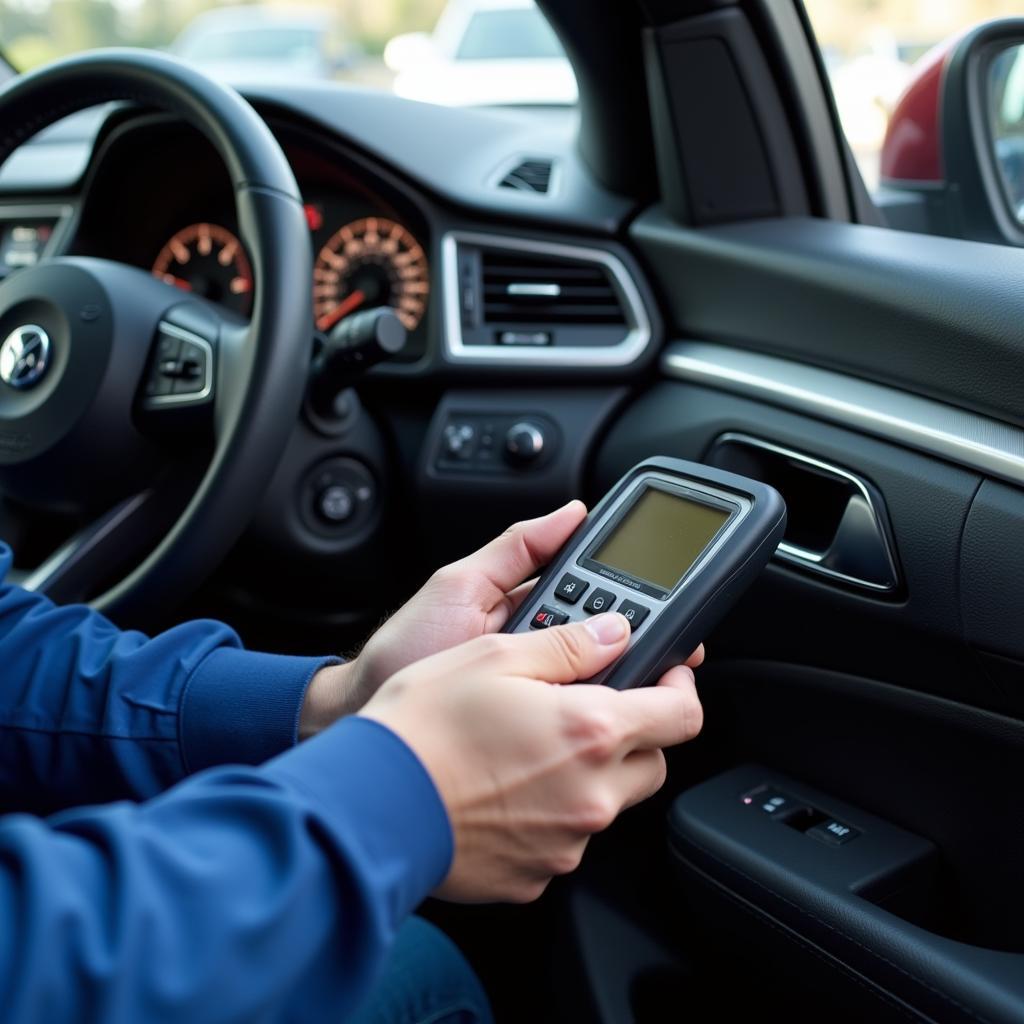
{"left": 384, "top": 0, "right": 577, "bottom": 107}
{"left": 173, "top": 6, "right": 355, "bottom": 87}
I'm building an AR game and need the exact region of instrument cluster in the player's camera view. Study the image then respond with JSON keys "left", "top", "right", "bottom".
{"left": 151, "top": 200, "right": 430, "bottom": 336}
{"left": 67, "top": 122, "right": 432, "bottom": 357}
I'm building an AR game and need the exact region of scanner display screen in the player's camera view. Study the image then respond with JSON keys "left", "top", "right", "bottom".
{"left": 591, "top": 487, "right": 730, "bottom": 592}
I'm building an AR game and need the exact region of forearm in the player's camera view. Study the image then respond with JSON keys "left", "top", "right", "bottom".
{"left": 0, "top": 541, "right": 335, "bottom": 809}
{"left": 0, "top": 716, "right": 451, "bottom": 1024}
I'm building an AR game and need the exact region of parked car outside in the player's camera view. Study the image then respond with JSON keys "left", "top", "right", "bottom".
{"left": 173, "top": 5, "right": 358, "bottom": 87}
{"left": 384, "top": 0, "right": 577, "bottom": 107}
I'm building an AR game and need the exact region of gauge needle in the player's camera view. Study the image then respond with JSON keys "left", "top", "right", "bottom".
{"left": 317, "top": 289, "right": 366, "bottom": 332}
{"left": 163, "top": 274, "right": 193, "bottom": 292}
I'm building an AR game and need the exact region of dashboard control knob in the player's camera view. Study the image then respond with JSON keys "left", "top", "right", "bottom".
{"left": 504, "top": 422, "right": 545, "bottom": 466}
{"left": 316, "top": 484, "right": 355, "bottom": 524}
{"left": 443, "top": 422, "right": 476, "bottom": 460}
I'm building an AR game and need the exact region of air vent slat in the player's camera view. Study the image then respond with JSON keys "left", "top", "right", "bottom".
{"left": 498, "top": 158, "right": 555, "bottom": 194}
{"left": 480, "top": 248, "right": 627, "bottom": 328}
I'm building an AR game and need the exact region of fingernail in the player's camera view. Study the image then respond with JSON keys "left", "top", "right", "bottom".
{"left": 585, "top": 612, "right": 629, "bottom": 645}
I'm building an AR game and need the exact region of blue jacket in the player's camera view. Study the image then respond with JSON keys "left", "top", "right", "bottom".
{"left": 0, "top": 543, "right": 453, "bottom": 1022}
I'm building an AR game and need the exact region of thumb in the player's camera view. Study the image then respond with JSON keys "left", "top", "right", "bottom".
{"left": 501, "top": 612, "right": 631, "bottom": 684}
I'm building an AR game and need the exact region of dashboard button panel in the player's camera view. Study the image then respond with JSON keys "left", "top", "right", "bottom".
{"left": 433, "top": 413, "right": 558, "bottom": 474}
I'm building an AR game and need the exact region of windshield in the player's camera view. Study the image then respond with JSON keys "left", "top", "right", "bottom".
{"left": 455, "top": 9, "right": 564, "bottom": 61}
{"left": 0, "top": 0, "right": 577, "bottom": 107}
{"left": 178, "top": 28, "right": 322, "bottom": 64}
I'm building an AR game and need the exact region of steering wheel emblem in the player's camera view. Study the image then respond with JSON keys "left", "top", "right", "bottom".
{"left": 0, "top": 325, "right": 51, "bottom": 390}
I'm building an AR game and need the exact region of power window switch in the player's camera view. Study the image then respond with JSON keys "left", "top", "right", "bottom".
{"left": 741, "top": 786, "right": 801, "bottom": 818}
{"left": 807, "top": 818, "right": 860, "bottom": 846}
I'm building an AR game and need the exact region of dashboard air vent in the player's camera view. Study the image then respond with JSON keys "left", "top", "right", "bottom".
{"left": 480, "top": 250, "right": 627, "bottom": 326}
{"left": 498, "top": 158, "right": 555, "bottom": 194}
{"left": 446, "top": 232, "right": 650, "bottom": 363}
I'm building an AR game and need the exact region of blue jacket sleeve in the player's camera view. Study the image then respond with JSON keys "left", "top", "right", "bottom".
{"left": 0, "top": 716, "right": 454, "bottom": 1024}
{"left": 0, "top": 542, "right": 336, "bottom": 812}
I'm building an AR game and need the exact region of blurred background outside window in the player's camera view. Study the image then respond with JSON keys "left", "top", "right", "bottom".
{"left": 0, "top": 0, "right": 1022, "bottom": 189}
{"left": 803, "top": 0, "right": 1023, "bottom": 190}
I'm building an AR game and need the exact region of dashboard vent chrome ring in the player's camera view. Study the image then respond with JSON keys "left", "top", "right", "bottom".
{"left": 442, "top": 231, "right": 653, "bottom": 367}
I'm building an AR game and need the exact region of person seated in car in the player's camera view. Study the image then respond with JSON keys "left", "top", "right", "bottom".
{"left": 0, "top": 500, "right": 704, "bottom": 1024}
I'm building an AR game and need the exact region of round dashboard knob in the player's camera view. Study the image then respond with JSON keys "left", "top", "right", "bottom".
{"left": 316, "top": 484, "right": 355, "bottom": 524}
{"left": 504, "top": 422, "right": 546, "bottom": 465}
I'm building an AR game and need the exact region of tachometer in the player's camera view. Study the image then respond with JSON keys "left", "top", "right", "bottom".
{"left": 313, "top": 217, "right": 429, "bottom": 333}
{"left": 152, "top": 223, "right": 254, "bottom": 317}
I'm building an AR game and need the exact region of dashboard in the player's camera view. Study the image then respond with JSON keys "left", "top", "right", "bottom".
{"left": 0, "top": 87, "right": 661, "bottom": 649}
{"left": 65, "top": 116, "right": 434, "bottom": 360}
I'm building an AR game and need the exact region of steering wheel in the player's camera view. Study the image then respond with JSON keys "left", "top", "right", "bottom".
{"left": 0, "top": 49, "right": 312, "bottom": 624}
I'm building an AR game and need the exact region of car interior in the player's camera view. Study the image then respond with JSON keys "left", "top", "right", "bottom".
{"left": 1, "top": 1, "right": 1024, "bottom": 1022}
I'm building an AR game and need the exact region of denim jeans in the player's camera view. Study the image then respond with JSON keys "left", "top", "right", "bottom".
{"left": 347, "top": 917, "right": 495, "bottom": 1024}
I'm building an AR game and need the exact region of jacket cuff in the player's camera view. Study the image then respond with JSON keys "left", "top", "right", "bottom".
{"left": 265, "top": 716, "right": 454, "bottom": 930}
{"left": 179, "top": 648, "right": 339, "bottom": 773}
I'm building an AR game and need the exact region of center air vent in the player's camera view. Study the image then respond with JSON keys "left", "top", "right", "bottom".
{"left": 443, "top": 232, "right": 651, "bottom": 365}
{"left": 498, "top": 158, "right": 555, "bottom": 194}
{"left": 481, "top": 251, "right": 627, "bottom": 326}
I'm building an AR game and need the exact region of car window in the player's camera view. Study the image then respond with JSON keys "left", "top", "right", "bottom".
{"left": 455, "top": 9, "right": 565, "bottom": 61}
{"left": 0, "top": 0, "right": 576, "bottom": 109}
{"left": 179, "top": 29, "right": 322, "bottom": 63}
{"left": 802, "top": 0, "right": 1023, "bottom": 192}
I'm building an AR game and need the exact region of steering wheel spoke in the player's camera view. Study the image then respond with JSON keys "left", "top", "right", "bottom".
{"left": 0, "top": 50, "right": 312, "bottom": 623}
{"left": 20, "top": 487, "right": 176, "bottom": 604}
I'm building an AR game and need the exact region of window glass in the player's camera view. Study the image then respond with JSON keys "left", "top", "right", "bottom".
{"left": 455, "top": 8, "right": 565, "bottom": 61}
{"left": 0, "top": 0, "right": 577, "bottom": 108}
{"left": 803, "top": 1, "right": 1023, "bottom": 190}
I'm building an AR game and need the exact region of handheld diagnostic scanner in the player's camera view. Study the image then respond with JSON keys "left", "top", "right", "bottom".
{"left": 502, "top": 457, "right": 787, "bottom": 690}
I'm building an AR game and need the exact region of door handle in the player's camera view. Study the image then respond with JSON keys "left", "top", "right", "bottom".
{"left": 708, "top": 434, "right": 900, "bottom": 593}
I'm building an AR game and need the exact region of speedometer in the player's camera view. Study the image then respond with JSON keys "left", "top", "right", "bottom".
{"left": 152, "top": 223, "right": 253, "bottom": 317}
{"left": 313, "top": 217, "right": 429, "bottom": 333}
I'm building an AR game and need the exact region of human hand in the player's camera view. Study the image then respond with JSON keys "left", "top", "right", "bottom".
{"left": 300, "top": 501, "right": 705, "bottom": 737}
{"left": 359, "top": 612, "right": 704, "bottom": 903}
{"left": 301, "top": 501, "right": 586, "bottom": 736}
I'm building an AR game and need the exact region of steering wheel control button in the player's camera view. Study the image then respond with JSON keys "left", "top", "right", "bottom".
{"left": 143, "top": 324, "right": 213, "bottom": 407}
{"left": 618, "top": 600, "right": 650, "bottom": 632}
{"left": 807, "top": 819, "right": 861, "bottom": 846}
{"left": 0, "top": 325, "right": 51, "bottom": 390}
{"left": 554, "top": 573, "right": 589, "bottom": 604}
{"left": 316, "top": 484, "right": 355, "bottom": 524}
{"left": 583, "top": 588, "right": 616, "bottom": 614}
{"left": 504, "top": 421, "right": 545, "bottom": 466}
{"left": 530, "top": 605, "right": 570, "bottom": 630}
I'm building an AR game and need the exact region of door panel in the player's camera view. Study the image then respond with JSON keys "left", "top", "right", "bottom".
{"left": 632, "top": 208, "right": 1024, "bottom": 427}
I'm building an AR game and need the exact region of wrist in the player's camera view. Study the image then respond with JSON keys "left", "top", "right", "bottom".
{"left": 299, "top": 660, "right": 361, "bottom": 740}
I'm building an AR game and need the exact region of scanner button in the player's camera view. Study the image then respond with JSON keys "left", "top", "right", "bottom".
{"left": 618, "top": 600, "right": 650, "bottom": 631}
{"left": 530, "top": 605, "right": 570, "bottom": 630}
{"left": 583, "top": 588, "right": 616, "bottom": 614}
{"left": 554, "top": 573, "right": 589, "bottom": 604}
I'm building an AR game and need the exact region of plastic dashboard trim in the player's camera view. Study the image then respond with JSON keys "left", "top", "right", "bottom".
{"left": 441, "top": 230, "right": 653, "bottom": 367}
{"left": 663, "top": 341, "right": 1024, "bottom": 488}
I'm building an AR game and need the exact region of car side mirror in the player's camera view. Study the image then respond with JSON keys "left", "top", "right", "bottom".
{"left": 881, "top": 18, "right": 1024, "bottom": 246}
